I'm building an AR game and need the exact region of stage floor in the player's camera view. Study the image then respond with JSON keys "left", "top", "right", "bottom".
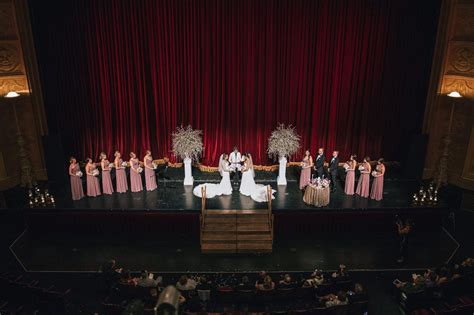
{"left": 3, "top": 166, "right": 447, "bottom": 212}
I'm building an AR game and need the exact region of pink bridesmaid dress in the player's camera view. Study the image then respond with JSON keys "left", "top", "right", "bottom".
{"left": 356, "top": 163, "right": 370, "bottom": 198}
{"left": 115, "top": 159, "right": 128, "bottom": 193}
{"left": 144, "top": 157, "right": 157, "bottom": 191}
{"left": 101, "top": 160, "right": 114, "bottom": 195}
{"left": 130, "top": 158, "right": 143, "bottom": 192}
{"left": 344, "top": 167, "right": 355, "bottom": 195}
{"left": 69, "top": 163, "right": 84, "bottom": 200}
{"left": 370, "top": 165, "right": 384, "bottom": 201}
{"left": 299, "top": 159, "right": 311, "bottom": 189}
{"left": 86, "top": 164, "right": 101, "bottom": 197}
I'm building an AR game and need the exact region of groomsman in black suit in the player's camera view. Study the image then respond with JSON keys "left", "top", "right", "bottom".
{"left": 329, "top": 151, "right": 339, "bottom": 192}
{"left": 314, "top": 148, "right": 325, "bottom": 178}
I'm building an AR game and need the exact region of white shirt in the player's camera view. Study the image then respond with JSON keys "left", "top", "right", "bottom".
{"left": 229, "top": 151, "right": 242, "bottom": 164}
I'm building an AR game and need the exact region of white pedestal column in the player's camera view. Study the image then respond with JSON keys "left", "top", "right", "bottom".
{"left": 183, "top": 157, "right": 194, "bottom": 185}
{"left": 277, "top": 156, "right": 287, "bottom": 186}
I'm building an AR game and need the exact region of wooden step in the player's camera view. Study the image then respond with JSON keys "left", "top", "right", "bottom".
{"left": 203, "top": 223, "right": 237, "bottom": 231}
{"left": 201, "top": 233, "right": 236, "bottom": 242}
{"left": 237, "top": 233, "right": 273, "bottom": 241}
{"left": 237, "top": 223, "right": 271, "bottom": 232}
{"left": 201, "top": 243, "right": 237, "bottom": 253}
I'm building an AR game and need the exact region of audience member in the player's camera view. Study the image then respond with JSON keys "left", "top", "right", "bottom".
{"left": 176, "top": 275, "right": 197, "bottom": 291}
{"left": 137, "top": 270, "right": 160, "bottom": 288}
{"left": 256, "top": 275, "right": 275, "bottom": 291}
{"left": 322, "top": 291, "right": 349, "bottom": 307}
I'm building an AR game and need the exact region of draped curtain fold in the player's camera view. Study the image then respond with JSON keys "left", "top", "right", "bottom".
{"left": 30, "top": 0, "right": 439, "bottom": 165}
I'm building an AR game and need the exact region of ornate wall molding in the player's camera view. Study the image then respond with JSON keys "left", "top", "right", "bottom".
{"left": 0, "top": 3, "right": 17, "bottom": 40}
{"left": 442, "top": 75, "right": 474, "bottom": 98}
{"left": 446, "top": 42, "right": 474, "bottom": 77}
{"left": 0, "top": 76, "right": 28, "bottom": 95}
{"left": 0, "top": 42, "right": 23, "bottom": 75}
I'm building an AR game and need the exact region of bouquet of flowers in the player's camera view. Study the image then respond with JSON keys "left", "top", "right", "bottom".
{"left": 121, "top": 161, "right": 128, "bottom": 167}
{"left": 137, "top": 167, "right": 143, "bottom": 173}
{"left": 92, "top": 169, "right": 99, "bottom": 176}
{"left": 371, "top": 171, "right": 378, "bottom": 177}
{"left": 310, "top": 177, "right": 330, "bottom": 188}
{"left": 152, "top": 162, "right": 158, "bottom": 169}
{"left": 358, "top": 165, "right": 365, "bottom": 171}
{"left": 108, "top": 162, "right": 114, "bottom": 168}
{"left": 343, "top": 163, "right": 350, "bottom": 171}
{"left": 75, "top": 171, "right": 83, "bottom": 177}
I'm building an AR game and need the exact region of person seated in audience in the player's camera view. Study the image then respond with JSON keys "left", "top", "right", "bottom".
{"left": 332, "top": 264, "right": 350, "bottom": 281}
{"left": 436, "top": 267, "right": 450, "bottom": 286}
{"left": 256, "top": 275, "right": 275, "bottom": 291}
{"left": 236, "top": 276, "right": 255, "bottom": 291}
{"left": 143, "top": 288, "right": 159, "bottom": 308}
{"left": 308, "top": 269, "right": 325, "bottom": 286}
{"left": 348, "top": 283, "right": 368, "bottom": 303}
{"left": 302, "top": 279, "right": 315, "bottom": 288}
{"left": 256, "top": 271, "right": 267, "bottom": 285}
{"left": 321, "top": 291, "right": 349, "bottom": 307}
{"left": 424, "top": 270, "right": 438, "bottom": 288}
{"left": 195, "top": 275, "right": 213, "bottom": 291}
{"left": 395, "top": 274, "right": 426, "bottom": 294}
{"left": 100, "top": 259, "right": 123, "bottom": 284}
{"left": 119, "top": 270, "right": 138, "bottom": 287}
{"left": 277, "top": 274, "right": 296, "bottom": 289}
{"left": 450, "top": 264, "right": 463, "bottom": 280}
{"left": 461, "top": 257, "right": 473, "bottom": 273}
{"left": 137, "top": 270, "right": 160, "bottom": 288}
{"left": 176, "top": 275, "right": 197, "bottom": 291}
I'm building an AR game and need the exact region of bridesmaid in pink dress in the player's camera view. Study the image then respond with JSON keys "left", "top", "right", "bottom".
{"left": 356, "top": 157, "right": 371, "bottom": 198}
{"left": 129, "top": 152, "right": 143, "bottom": 192}
{"left": 85, "top": 158, "right": 101, "bottom": 197}
{"left": 114, "top": 151, "right": 128, "bottom": 193}
{"left": 370, "top": 158, "right": 385, "bottom": 201}
{"left": 299, "top": 150, "right": 313, "bottom": 190}
{"left": 100, "top": 152, "right": 114, "bottom": 195}
{"left": 69, "top": 157, "right": 84, "bottom": 200}
{"left": 344, "top": 155, "right": 357, "bottom": 195}
{"left": 143, "top": 150, "right": 157, "bottom": 191}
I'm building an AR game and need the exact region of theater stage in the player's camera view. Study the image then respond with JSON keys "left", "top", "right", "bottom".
{"left": 3, "top": 166, "right": 449, "bottom": 213}
{"left": 4, "top": 166, "right": 459, "bottom": 272}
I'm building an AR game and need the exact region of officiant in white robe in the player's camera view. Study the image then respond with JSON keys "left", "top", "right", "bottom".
{"left": 229, "top": 146, "right": 242, "bottom": 186}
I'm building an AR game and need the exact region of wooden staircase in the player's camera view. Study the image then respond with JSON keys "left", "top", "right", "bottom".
{"left": 200, "top": 187, "right": 274, "bottom": 253}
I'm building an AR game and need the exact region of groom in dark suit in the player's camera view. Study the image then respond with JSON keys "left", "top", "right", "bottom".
{"left": 314, "top": 148, "right": 325, "bottom": 178}
{"left": 329, "top": 151, "right": 339, "bottom": 192}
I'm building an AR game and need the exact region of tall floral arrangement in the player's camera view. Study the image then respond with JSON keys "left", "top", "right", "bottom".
{"left": 171, "top": 125, "right": 203, "bottom": 161}
{"left": 267, "top": 124, "right": 301, "bottom": 160}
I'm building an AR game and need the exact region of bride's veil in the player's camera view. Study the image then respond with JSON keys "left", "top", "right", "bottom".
{"left": 218, "top": 154, "right": 224, "bottom": 176}
{"left": 248, "top": 153, "right": 255, "bottom": 178}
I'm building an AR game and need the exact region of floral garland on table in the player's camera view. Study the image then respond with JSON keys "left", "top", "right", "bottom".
{"left": 267, "top": 123, "right": 301, "bottom": 160}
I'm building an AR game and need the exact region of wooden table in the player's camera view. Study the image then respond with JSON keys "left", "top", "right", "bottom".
{"left": 303, "top": 184, "right": 330, "bottom": 207}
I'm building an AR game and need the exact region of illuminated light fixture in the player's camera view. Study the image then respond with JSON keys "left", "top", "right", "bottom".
{"left": 447, "top": 91, "right": 462, "bottom": 98}
{"left": 4, "top": 91, "right": 20, "bottom": 98}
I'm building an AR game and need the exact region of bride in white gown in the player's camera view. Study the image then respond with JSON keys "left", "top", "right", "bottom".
{"left": 193, "top": 154, "right": 233, "bottom": 198}
{"left": 239, "top": 153, "right": 276, "bottom": 202}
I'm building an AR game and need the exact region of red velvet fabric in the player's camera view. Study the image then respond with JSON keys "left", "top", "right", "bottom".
{"left": 31, "top": 0, "right": 439, "bottom": 165}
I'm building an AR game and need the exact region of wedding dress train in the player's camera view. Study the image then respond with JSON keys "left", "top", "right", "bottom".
{"left": 239, "top": 160, "right": 275, "bottom": 203}
{"left": 193, "top": 155, "right": 233, "bottom": 198}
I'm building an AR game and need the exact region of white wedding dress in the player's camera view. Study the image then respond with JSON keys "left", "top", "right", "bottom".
{"left": 193, "top": 155, "right": 233, "bottom": 198}
{"left": 239, "top": 161, "right": 276, "bottom": 203}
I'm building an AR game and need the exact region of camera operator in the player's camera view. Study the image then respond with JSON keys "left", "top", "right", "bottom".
{"left": 395, "top": 217, "right": 414, "bottom": 264}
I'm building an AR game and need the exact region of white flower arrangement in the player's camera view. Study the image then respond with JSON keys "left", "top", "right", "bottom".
{"left": 137, "top": 167, "right": 143, "bottom": 173}
{"left": 171, "top": 125, "right": 204, "bottom": 161}
{"left": 108, "top": 162, "right": 114, "bottom": 168}
{"left": 121, "top": 161, "right": 128, "bottom": 167}
{"left": 92, "top": 169, "right": 99, "bottom": 176}
{"left": 152, "top": 162, "right": 158, "bottom": 169}
{"left": 371, "top": 171, "right": 378, "bottom": 177}
{"left": 310, "top": 177, "right": 330, "bottom": 188}
{"left": 343, "top": 163, "right": 350, "bottom": 171}
{"left": 358, "top": 165, "right": 365, "bottom": 171}
{"left": 267, "top": 124, "right": 301, "bottom": 160}
{"left": 75, "top": 171, "right": 83, "bottom": 177}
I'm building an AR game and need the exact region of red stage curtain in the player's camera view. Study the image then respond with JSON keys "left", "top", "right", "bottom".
{"left": 30, "top": 0, "right": 439, "bottom": 165}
